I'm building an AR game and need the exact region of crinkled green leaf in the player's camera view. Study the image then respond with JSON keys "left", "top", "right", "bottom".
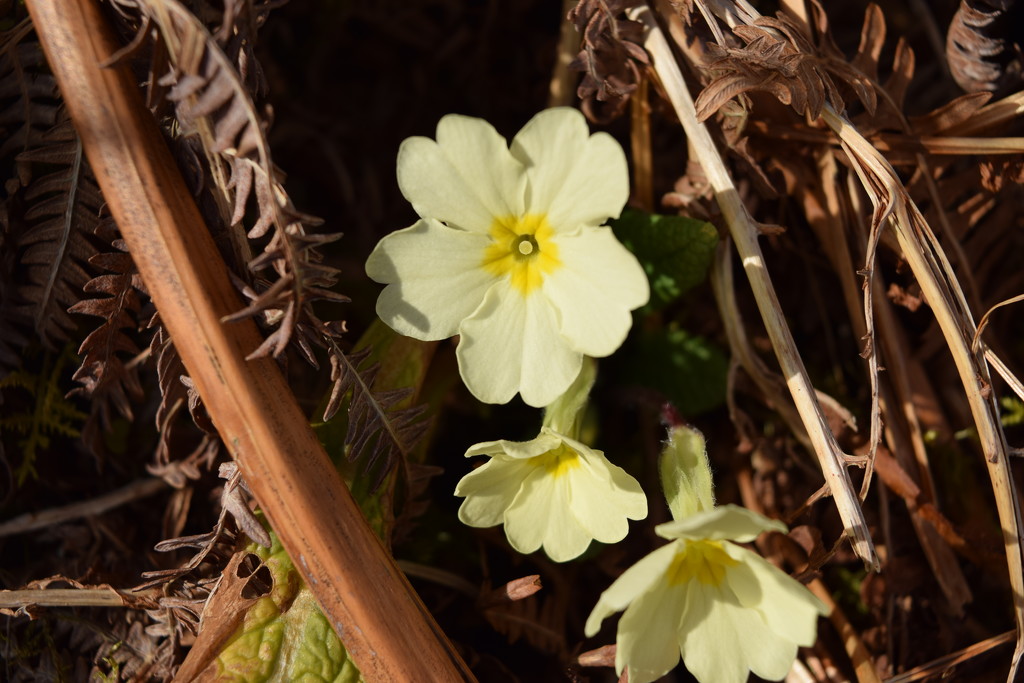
{"left": 216, "top": 531, "right": 364, "bottom": 683}
{"left": 626, "top": 326, "right": 728, "bottom": 416}
{"left": 610, "top": 209, "right": 718, "bottom": 307}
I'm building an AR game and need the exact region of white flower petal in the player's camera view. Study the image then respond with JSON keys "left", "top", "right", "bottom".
{"left": 397, "top": 115, "right": 525, "bottom": 232}
{"left": 366, "top": 219, "right": 495, "bottom": 340}
{"left": 543, "top": 226, "right": 649, "bottom": 356}
{"left": 464, "top": 432, "right": 563, "bottom": 461}
{"left": 455, "top": 459, "right": 531, "bottom": 528}
{"left": 679, "top": 580, "right": 798, "bottom": 683}
{"left": 723, "top": 543, "right": 828, "bottom": 646}
{"left": 570, "top": 449, "right": 647, "bottom": 543}
{"left": 584, "top": 542, "right": 679, "bottom": 637}
{"left": 503, "top": 463, "right": 592, "bottom": 561}
{"left": 616, "top": 576, "right": 687, "bottom": 683}
{"left": 656, "top": 504, "right": 786, "bottom": 543}
{"left": 456, "top": 280, "right": 582, "bottom": 407}
{"left": 510, "top": 108, "right": 628, "bottom": 230}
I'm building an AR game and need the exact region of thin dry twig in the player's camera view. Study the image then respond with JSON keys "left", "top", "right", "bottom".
{"left": 886, "top": 630, "right": 1016, "bottom": 682}
{"left": 0, "top": 478, "right": 166, "bottom": 538}
{"left": 0, "top": 588, "right": 160, "bottom": 611}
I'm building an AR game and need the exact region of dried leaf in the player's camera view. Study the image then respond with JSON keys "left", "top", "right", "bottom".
{"left": 947, "top": 0, "right": 1024, "bottom": 95}
{"left": 327, "top": 346, "right": 430, "bottom": 492}
{"left": 695, "top": 7, "right": 882, "bottom": 122}
{"left": 12, "top": 117, "right": 103, "bottom": 349}
{"left": 482, "top": 576, "right": 566, "bottom": 654}
{"left": 569, "top": 0, "right": 649, "bottom": 123}
{"left": 0, "top": 20, "right": 60, "bottom": 159}
{"left": 68, "top": 235, "right": 146, "bottom": 435}
{"left": 119, "top": 0, "right": 348, "bottom": 360}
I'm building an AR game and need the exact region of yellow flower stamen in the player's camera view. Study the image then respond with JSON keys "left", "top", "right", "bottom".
{"left": 482, "top": 214, "right": 562, "bottom": 295}
{"left": 666, "top": 540, "right": 738, "bottom": 587}
{"left": 537, "top": 443, "right": 580, "bottom": 479}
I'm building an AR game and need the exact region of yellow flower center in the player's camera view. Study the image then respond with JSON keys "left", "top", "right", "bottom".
{"left": 666, "top": 540, "right": 738, "bottom": 587}
{"left": 536, "top": 443, "right": 580, "bottom": 479}
{"left": 481, "top": 214, "right": 562, "bottom": 295}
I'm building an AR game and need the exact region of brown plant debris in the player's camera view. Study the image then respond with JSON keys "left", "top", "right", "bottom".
{"left": 569, "top": 0, "right": 650, "bottom": 123}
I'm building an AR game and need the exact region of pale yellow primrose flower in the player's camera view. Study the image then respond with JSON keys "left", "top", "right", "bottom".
{"left": 585, "top": 507, "right": 828, "bottom": 683}
{"left": 454, "top": 426, "right": 647, "bottom": 562}
{"left": 365, "top": 107, "right": 649, "bottom": 407}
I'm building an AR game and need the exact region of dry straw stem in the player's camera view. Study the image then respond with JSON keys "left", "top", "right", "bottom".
{"left": 808, "top": 579, "right": 880, "bottom": 683}
{"left": 745, "top": 122, "right": 1024, "bottom": 155}
{"left": 975, "top": 294, "right": 1024, "bottom": 404}
{"left": 0, "top": 588, "right": 159, "bottom": 611}
{"left": 676, "top": 0, "right": 1024, "bottom": 673}
{"left": 633, "top": 5, "right": 879, "bottom": 570}
{"left": 23, "top": 0, "right": 474, "bottom": 680}
{"left": 820, "top": 103, "right": 1024, "bottom": 680}
{"left": 0, "top": 478, "right": 166, "bottom": 538}
{"left": 887, "top": 630, "right": 1016, "bottom": 683}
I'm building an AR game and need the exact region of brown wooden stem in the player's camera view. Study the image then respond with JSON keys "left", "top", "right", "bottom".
{"left": 24, "top": 1, "right": 474, "bottom": 679}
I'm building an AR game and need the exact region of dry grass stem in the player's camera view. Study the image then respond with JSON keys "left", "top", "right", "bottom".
{"left": 808, "top": 579, "right": 882, "bottom": 683}
{"left": 820, "top": 103, "right": 1024, "bottom": 679}
{"left": 635, "top": 4, "right": 879, "bottom": 569}
{"left": 0, "top": 478, "right": 167, "bottom": 538}
{"left": 0, "top": 588, "right": 159, "bottom": 611}
{"left": 886, "top": 631, "right": 1016, "bottom": 683}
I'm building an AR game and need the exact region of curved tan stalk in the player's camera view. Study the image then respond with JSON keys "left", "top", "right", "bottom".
{"left": 23, "top": 0, "right": 474, "bottom": 679}
{"left": 820, "top": 105, "right": 1024, "bottom": 680}
{"left": 633, "top": 6, "right": 879, "bottom": 569}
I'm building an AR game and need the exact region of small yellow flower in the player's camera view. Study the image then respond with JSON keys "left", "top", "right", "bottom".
{"left": 365, "top": 108, "right": 649, "bottom": 407}
{"left": 454, "top": 427, "right": 647, "bottom": 562}
{"left": 585, "top": 506, "right": 828, "bottom": 683}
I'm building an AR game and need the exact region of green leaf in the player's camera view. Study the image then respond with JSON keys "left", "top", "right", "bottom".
{"left": 610, "top": 209, "right": 718, "bottom": 307}
{"left": 216, "top": 531, "right": 364, "bottom": 683}
{"left": 625, "top": 326, "right": 728, "bottom": 416}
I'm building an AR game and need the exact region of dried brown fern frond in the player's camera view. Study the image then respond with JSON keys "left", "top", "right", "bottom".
{"left": 114, "top": 0, "right": 348, "bottom": 362}
{"left": 569, "top": 0, "right": 650, "bottom": 123}
{"left": 67, "top": 229, "right": 146, "bottom": 441}
{"left": 0, "top": 19, "right": 60, "bottom": 159}
{"left": 11, "top": 116, "right": 103, "bottom": 349}
{"left": 693, "top": 4, "right": 880, "bottom": 122}
{"left": 326, "top": 346, "right": 430, "bottom": 491}
{"left": 147, "top": 318, "right": 220, "bottom": 488}
{"left": 0, "top": 215, "right": 29, "bottom": 378}
{"left": 481, "top": 574, "right": 567, "bottom": 655}
{"left": 947, "top": 0, "right": 1024, "bottom": 96}
{"left": 228, "top": 229, "right": 347, "bottom": 362}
